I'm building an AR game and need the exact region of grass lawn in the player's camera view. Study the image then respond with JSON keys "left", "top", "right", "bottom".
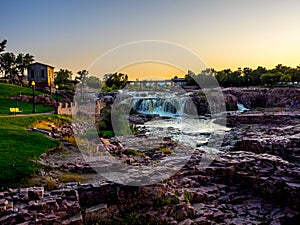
{"left": 0, "top": 115, "right": 71, "bottom": 188}
{"left": 0, "top": 83, "right": 57, "bottom": 115}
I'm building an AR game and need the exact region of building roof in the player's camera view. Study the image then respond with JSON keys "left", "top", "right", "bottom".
{"left": 28, "top": 62, "right": 55, "bottom": 68}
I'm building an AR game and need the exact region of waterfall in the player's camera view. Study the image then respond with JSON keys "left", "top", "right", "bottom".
{"left": 132, "top": 97, "right": 189, "bottom": 117}
{"left": 237, "top": 103, "right": 249, "bottom": 111}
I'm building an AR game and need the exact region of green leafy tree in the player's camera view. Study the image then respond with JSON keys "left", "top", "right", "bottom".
{"left": 291, "top": 67, "right": 300, "bottom": 83}
{"left": 271, "top": 64, "right": 291, "bottom": 74}
{"left": 250, "top": 66, "right": 267, "bottom": 86}
{"left": 16, "top": 53, "right": 34, "bottom": 85}
{"left": 103, "top": 72, "right": 128, "bottom": 90}
{"left": 0, "top": 40, "right": 35, "bottom": 85}
{"left": 54, "top": 69, "right": 73, "bottom": 86}
{"left": 280, "top": 74, "right": 291, "bottom": 83}
{"left": 260, "top": 72, "right": 282, "bottom": 86}
{"left": 0, "top": 52, "right": 17, "bottom": 83}
{"left": 215, "top": 69, "right": 233, "bottom": 87}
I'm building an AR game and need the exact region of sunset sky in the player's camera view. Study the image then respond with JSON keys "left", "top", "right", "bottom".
{"left": 1, "top": 0, "right": 299, "bottom": 80}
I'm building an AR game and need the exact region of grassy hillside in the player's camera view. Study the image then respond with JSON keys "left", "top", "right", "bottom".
{"left": 0, "top": 83, "right": 55, "bottom": 115}
{"left": 0, "top": 115, "right": 71, "bottom": 188}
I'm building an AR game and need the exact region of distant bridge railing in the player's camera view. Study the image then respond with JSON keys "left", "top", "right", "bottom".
{"left": 125, "top": 80, "right": 186, "bottom": 90}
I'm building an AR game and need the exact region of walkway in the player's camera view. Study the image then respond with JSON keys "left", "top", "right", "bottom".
{"left": 0, "top": 111, "right": 55, "bottom": 118}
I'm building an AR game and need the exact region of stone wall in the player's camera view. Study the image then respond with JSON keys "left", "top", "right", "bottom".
{"left": 57, "top": 102, "right": 77, "bottom": 115}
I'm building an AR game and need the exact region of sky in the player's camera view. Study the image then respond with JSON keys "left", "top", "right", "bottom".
{"left": 1, "top": 0, "right": 300, "bottom": 80}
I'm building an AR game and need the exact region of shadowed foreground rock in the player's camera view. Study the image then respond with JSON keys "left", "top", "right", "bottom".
{"left": 0, "top": 147, "right": 299, "bottom": 224}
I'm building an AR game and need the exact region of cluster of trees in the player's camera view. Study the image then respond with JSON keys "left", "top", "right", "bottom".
{"left": 53, "top": 70, "right": 129, "bottom": 91}
{"left": 1, "top": 39, "right": 126, "bottom": 91}
{"left": 54, "top": 69, "right": 102, "bottom": 90}
{"left": 102, "top": 72, "right": 128, "bottom": 91}
{"left": 185, "top": 64, "right": 300, "bottom": 88}
{"left": 0, "top": 39, "right": 35, "bottom": 85}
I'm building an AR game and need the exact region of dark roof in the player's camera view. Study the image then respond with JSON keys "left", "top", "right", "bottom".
{"left": 28, "top": 62, "right": 55, "bottom": 68}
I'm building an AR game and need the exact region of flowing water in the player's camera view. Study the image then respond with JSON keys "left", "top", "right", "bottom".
{"left": 114, "top": 90, "right": 230, "bottom": 150}
{"left": 237, "top": 102, "right": 250, "bottom": 111}
{"left": 136, "top": 117, "right": 229, "bottom": 149}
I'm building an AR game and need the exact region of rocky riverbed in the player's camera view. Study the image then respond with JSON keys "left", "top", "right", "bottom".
{"left": 1, "top": 91, "right": 300, "bottom": 224}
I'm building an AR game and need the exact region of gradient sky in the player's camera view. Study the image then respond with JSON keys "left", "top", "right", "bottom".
{"left": 1, "top": 0, "right": 300, "bottom": 80}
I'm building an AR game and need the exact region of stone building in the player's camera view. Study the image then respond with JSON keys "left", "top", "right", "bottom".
{"left": 27, "top": 62, "right": 55, "bottom": 89}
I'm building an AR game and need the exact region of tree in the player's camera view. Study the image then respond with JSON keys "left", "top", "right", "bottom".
{"left": 54, "top": 69, "right": 73, "bottom": 85}
{"left": 103, "top": 72, "right": 128, "bottom": 90}
{"left": 243, "top": 67, "right": 252, "bottom": 87}
{"left": 0, "top": 52, "right": 16, "bottom": 83}
{"left": 16, "top": 53, "right": 34, "bottom": 85}
{"left": 250, "top": 66, "right": 267, "bottom": 86}
{"left": 76, "top": 69, "right": 88, "bottom": 85}
{"left": 184, "top": 70, "right": 197, "bottom": 86}
{"left": 0, "top": 39, "right": 7, "bottom": 53}
{"left": 290, "top": 68, "right": 300, "bottom": 83}
{"left": 195, "top": 68, "right": 215, "bottom": 87}
{"left": 86, "top": 76, "right": 101, "bottom": 89}
{"left": 260, "top": 72, "right": 282, "bottom": 86}
{"left": 215, "top": 69, "right": 232, "bottom": 87}
{"left": 280, "top": 74, "right": 291, "bottom": 83}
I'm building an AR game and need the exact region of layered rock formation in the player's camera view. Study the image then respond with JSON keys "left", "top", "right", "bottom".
{"left": 1, "top": 87, "right": 300, "bottom": 224}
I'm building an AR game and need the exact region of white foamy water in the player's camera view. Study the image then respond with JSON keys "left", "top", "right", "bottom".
{"left": 137, "top": 117, "right": 230, "bottom": 149}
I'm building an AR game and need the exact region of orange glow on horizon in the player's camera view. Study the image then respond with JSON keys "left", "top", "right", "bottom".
{"left": 117, "top": 62, "right": 186, "bottom": 81}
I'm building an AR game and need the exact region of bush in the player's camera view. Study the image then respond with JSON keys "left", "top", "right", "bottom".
{"left": 98, "top": 130, "right": 114, "bottom": 138}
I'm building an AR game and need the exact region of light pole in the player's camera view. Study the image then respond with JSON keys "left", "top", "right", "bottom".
{"left": 55, "top": 85, "right": 59, "bottom": 114}
{"left": 31, "top": 81, "right": 36, "bottom": 113}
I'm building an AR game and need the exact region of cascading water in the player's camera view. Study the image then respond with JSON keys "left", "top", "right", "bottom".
{"left": 111, "top": 90, "right": 229, "bottom": 162}
{"left": 237, "top": 103, "right": 249, "bottom": 111}
{"left": 132, "top": 97, "right": 191, "bottom": 117}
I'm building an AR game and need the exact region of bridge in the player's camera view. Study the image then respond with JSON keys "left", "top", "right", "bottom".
{"left": 124, "top": 79, "right": 187, "bottom": 90}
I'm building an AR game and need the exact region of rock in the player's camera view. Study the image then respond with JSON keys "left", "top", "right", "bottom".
{"left": 179, "top": 218, "right": 195, "bottom": 225}
{"left": 28, "top": 187, "right": 44, "bottom": 201}
{"left": 0, "top": 199, "right": 8, "bottom": 206}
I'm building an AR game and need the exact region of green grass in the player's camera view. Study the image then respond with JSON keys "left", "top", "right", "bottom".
{"left": 0, "top": 115, "right": 66, "bottom": 188}
{"left": 0, "top": 83, "right": 57, "bottom": 115}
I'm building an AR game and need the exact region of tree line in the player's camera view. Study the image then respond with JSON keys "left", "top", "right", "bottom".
{"left": 185, "top": 64, "right": 300, "bottom": 88}
{"left": 54, "top": 69, "right": 128, "bottom": 91}
{"left": 2, "top": 38, "right": 299, "bottom": 90}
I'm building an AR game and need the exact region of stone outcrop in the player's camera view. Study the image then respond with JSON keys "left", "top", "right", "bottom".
{"left": 223, "top": 87, "right": 300, "bottom": 109}
{"left": 0, "top": 187, "right": 81, "bottom": 225}
{"left": 191, "top": 93, "right": 238, "bottom": 115}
